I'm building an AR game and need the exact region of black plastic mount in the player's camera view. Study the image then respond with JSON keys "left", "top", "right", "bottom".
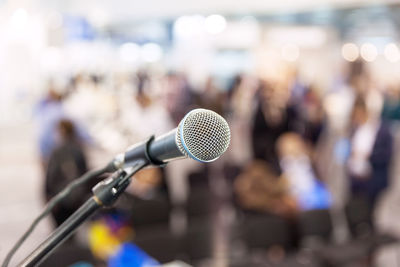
{"left": 92, "top": 160, "right": 147, "bottom": 208}
{"left": 122, "top": 135, "right": 164, "bottom": 169}
{"left": 144, "top": 136, "right": 165, "bottom": 166}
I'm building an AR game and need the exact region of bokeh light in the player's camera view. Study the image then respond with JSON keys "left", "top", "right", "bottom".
{"left": 384, "top": 43, "right": 400, "bottom": 62}
{"left": 360, "top": 43, "right": 378, "bottom": 62}
{"left": 204, "top": 14, "right": 226, "bottom": 35}
{"left": 174, "top": 15, "right": 205, "bottom": 38}
{"left": 141, "top": 43, "right": 163, "bottom": 62}
{"left": 119, "top": 43, "right": 140, "bottom": 63}
{"left": 342, "top": 43, "right": 359, "bottom": 62}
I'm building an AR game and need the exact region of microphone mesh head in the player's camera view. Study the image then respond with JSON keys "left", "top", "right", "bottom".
{"left": 176, "top": 109, "right": 231, "bottom": 162}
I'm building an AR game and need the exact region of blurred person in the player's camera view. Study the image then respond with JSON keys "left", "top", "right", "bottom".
{"left": 286, "top": 66, "right": 308, "bottom": 105}
{"left": 64, "top": 73, "right": 117, "bottom": 129}
{"left": 194, "top": 76, "right": 225, "bottom": 115}
{"left": 276, "top": 133, "right": 332, "bottom": 211}
{"left": 348, "top": 98, "right": 392, "bottom": 204}
{"left": 119, "top": 74, "right": 174, "bottom": 144}
{"left": 346, "top": 97, "right": 393, "bottom": 236}
{"left": 226, "top": 74, "right": 258, "bottom": 166}
{"left": 233, "top": 160, "right": 298, "bottom": 256}
{"left": 136, "top": 69, "right": 149, "bottom": 96}
{"left": 315, "top": 62, "right": 382, "bottom": 243}
{"left": 162, "top": 72, "right": 196, "bottom": 125}
{"left": 159, "top": 72, "right": 202, "bottom": 208}
{"left": 113, "top": 72, "right": 137, "bottom": 127}
{"left": 297, "top": 86, "right": 325, "bottom": 145}
{"left": 61, "top": 73, "right": 119, "bottom": 154}
{"left": 117, "top": 76, "right": 174, "bottom": 201}
{"left": 234, "top": 160, "right": 297, "bottom": 218}
{"left": 281, "top": 66, "right": 325, "bottom": 145}
{"left": 340, "top": 60, "right": 369, "bottom": 98}
{"left": 126, "top": 168, "right": 164, "bottom": 200}
{"left": 45, "top": 119, "right": 89, "bottom": 227}
{"left": 318, "top": 61, "right": 382, "bottom": 206}
{"left": 34, "top": 83, "right": 65, "bottom": 169}
{"left": 324, "top": 60, "right": 371, "bottom": 132}
{"left": 251, "top": 79, "right": 299, "bottom": 173}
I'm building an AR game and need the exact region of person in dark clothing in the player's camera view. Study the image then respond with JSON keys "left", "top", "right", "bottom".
{"left": 367, "top": 123, "right": 393, "bottom": 203}
{"left": 298, "top": 87, "right": 325, "bottom": 145}
{"left": 348, "top": 98, "right": 393, "bottom": 206}
{"left": 164, "top": 72, "right": 196, "bottom": 125}
{"left": 251, "top": 82, "right": 299, "bottom": 173}
{"left": 193, "top": 77, "right": 225, "bottom": 115}
{"left": 346, "top": 98, "right": 393, "bottom": 237}
{"left": 45, "top": 119, "right": 89, "bottom": 227}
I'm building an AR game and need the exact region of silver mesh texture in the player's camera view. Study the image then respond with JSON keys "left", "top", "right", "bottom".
{"left": 176, "top": 109, "right": 230, "bottom": 162}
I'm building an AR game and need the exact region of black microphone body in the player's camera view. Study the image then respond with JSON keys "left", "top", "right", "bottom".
{"left": 147, "top": 129, "right": 185, "bottom": 163}
{"left": 121, "top": 129, "right": 184, "bottom": 167}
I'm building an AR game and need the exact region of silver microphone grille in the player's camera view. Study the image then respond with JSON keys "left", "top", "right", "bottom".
{"left": 176, "top": 109, "right": 231, "bottom": 162}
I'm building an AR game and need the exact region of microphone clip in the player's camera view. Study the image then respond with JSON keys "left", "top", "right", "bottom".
{"left": 112, "top": 135, "right": 165, "bottom": 171}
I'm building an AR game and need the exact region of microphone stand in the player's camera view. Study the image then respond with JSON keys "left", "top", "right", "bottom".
{"left": 18, "top": 160, "right": 147, "bottom": 267}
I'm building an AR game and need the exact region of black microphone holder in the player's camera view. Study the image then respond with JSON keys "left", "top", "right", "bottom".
{"left": 18, "top": 162, "right": 146, "bottom": 267}
{"left": 17, "top": 136, "right": 162, "bottom": 266}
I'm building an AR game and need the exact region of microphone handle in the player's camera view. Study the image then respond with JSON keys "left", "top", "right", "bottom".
{"left": 147, "top": 128, "right": 186, "bottom": 163}
{"left": 122, "top": 130, "right": 185, "bottom": 168}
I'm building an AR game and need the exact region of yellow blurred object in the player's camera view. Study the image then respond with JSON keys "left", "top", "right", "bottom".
{"left": 88, "top": 221, "right": 123, "bottom": 260}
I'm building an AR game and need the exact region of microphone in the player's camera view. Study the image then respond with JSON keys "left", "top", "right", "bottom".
{"left": 112, "top": 108, "right": 231, "bottom": 169}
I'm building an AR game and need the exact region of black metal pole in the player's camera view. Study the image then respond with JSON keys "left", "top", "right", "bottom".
{"left": 18, "top": 198, "right": 101, "bottom": 267}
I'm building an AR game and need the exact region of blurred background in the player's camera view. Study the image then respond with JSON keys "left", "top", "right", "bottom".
{"left": 2, "top": 0, "right": 400, "bottom": 266}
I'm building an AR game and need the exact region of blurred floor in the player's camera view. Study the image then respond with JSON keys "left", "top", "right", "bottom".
{"left": 0, "top": 123, "right": 52, "bottom": 265}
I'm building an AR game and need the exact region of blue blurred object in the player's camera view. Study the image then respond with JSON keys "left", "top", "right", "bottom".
{"left": 299, "top": 180, "right": 332, "bottom": 210}
{"left": 108, "top": 243, "right": 159, "bottom": 267}
{"left": 34, "top": 98, "right": 65, "bottom": 160}
{"left": 64, "top": 15, "right": 95, "bottom": 41}
{"left": 334, "top": 138, "right": 351, "bottom": 164}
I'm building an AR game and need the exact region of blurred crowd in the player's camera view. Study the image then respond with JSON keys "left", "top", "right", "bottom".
{"left": 33, "top": 59, "right": 400, "bottom": 266}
